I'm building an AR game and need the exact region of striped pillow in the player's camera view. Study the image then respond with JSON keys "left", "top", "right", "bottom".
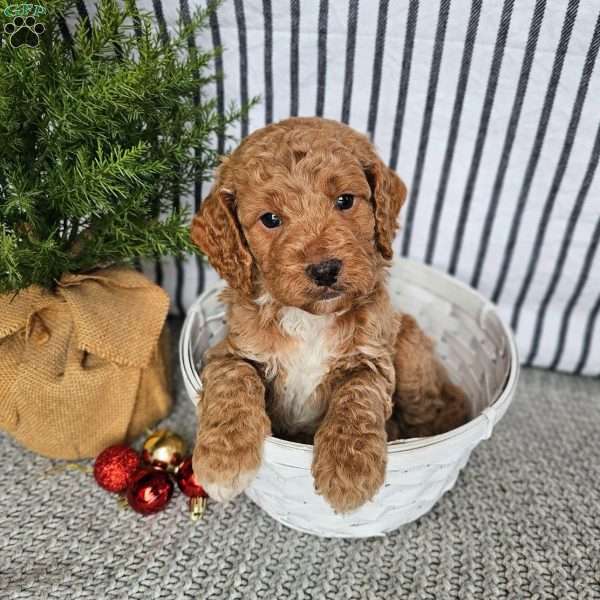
{"left": 77, "top": 0, "right": 600, "bottom": 376}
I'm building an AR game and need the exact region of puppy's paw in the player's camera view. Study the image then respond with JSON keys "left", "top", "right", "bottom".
{"left": 202, "top": 469, "right": 258, "bottom": 502}
{"left": 192, "top": 424, "right": 265, "bottom": 503}
{"left": 397, "top": 382, "right": 471, "bottom": 438}
{"left": 436, "top": 381, "right": 471, "bottom": 432}
{"left": 312, "top": 426, "right": 387, "bottom": 513}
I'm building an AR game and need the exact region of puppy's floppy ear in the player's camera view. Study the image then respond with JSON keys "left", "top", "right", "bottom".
{"left": 364, "top": 159, "right": 407, "bottom": 260}
{"left": 191, "top": 188, "right": 254, "bottom": 296}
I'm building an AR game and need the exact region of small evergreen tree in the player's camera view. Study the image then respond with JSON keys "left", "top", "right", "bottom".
{"left": 0, "top": 0, "right": 246, "bottom": 293}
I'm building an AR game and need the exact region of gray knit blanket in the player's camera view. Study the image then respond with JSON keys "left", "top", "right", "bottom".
{"left": 1, "top": 321, "right": 599, "bottom": 599}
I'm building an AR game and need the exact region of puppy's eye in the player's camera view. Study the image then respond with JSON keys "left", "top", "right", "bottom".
{"left": 335, "top": 194, "right": 354, "bottom": 211}
{"left": 260, "top": 212, "right": 282, "bottom": 229}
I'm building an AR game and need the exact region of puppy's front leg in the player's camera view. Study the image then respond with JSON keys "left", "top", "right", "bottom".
{"left": 312, "top": 365, "right": 393, "bottom": 513}
{"left": 193, "top": 344, "right": 271, "bottom": 502}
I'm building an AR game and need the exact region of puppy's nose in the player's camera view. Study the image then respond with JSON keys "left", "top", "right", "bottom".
{"left": 306, "top": 259, "right": 342, "bottom": 287}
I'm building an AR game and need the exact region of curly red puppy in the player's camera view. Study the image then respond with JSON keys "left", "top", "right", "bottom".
{"left": 191, "top": 117, "right": 469, "bottom": 512}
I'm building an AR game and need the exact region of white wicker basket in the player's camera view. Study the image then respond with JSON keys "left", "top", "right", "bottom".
{"left": 179, "top": 258, "right": 519, "bottom": 538}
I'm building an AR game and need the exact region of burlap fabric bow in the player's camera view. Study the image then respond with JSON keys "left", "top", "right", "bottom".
{"left": 0, "top": 267, "right": 172, "bottom": 459}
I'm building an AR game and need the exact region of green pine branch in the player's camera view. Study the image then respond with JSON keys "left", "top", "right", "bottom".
{"left": 0, "top": 0, "right": 253, "bottom": 293}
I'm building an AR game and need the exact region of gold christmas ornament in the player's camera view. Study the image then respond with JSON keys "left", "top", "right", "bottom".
{"left": 142, "top": 429, "right": 186, "bottom": 471}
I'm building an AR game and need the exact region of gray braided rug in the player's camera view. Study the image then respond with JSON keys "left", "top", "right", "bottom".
{"left": 1, "top": 320, "right": 599, "bottom": 599}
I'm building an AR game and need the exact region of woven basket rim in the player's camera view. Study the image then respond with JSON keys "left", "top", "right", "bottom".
{"left": 180, "top": 258, "right": 519, "bottom": 455}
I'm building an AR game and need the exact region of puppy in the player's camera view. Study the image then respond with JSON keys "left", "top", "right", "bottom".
{"left": 190, "top": 117, "right": 469, "bottom": 512}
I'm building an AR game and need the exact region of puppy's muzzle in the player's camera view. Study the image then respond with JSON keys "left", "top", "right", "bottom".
{"left": 305, "top": 259, "right": 342, "bottom": 287}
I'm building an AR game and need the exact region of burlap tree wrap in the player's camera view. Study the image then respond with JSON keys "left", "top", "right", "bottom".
{"left": 0, "top": 267, "right": 172, "bottom": 459}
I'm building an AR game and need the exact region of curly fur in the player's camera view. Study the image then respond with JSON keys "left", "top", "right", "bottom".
{"left": 191, "top": 117, "right": 470, "bottom": 512}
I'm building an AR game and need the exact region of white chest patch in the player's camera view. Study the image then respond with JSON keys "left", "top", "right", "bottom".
{"left": 276, "top": 307, "right": 334, "bottom": 430}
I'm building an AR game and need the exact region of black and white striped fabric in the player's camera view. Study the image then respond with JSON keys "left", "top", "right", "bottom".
{"left": 81, "top": 1, "right": 600, "bottom": 376}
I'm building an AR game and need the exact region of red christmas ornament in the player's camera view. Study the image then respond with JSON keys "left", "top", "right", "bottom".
{"left": 175, "top": 457, "right": 208, "bottom": 520}
{"left": 126, "top": 467, "right": 174, "bottom": 515}
{"left": 94, "top": 445, "right": 141, "bottom": 493}
{"left": 175, "top": 458, "right": 207, "bottom": 498}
